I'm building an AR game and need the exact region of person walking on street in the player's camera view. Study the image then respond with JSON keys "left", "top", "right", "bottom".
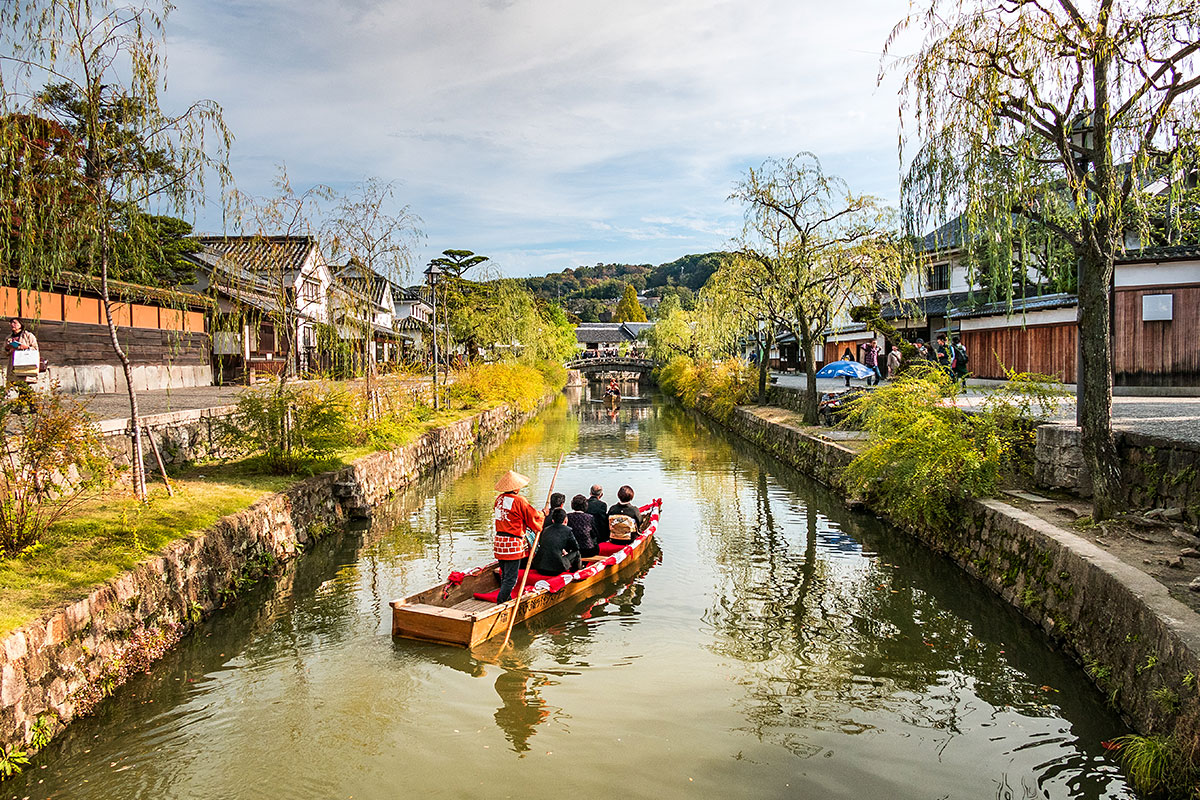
{"left": 934, "top": 333, "right": 956, "bottom": 377}
{"left": 952, "top": 336, "right": 970, "bottom": 385}
{"left": 886, "top": 344, "right": 902, "bottom": 381}
{"left": 861, "top": 340, "right": 881, "bottom": 386}
{"left": 5, "top": 318, "right": 39, "bottom": 412}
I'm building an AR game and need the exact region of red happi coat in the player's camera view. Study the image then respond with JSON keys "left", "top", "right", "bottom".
{"left": 493, "top": 491, "right": 544, "bottom": 560}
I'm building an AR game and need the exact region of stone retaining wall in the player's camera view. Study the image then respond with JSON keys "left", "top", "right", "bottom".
{"left": 1036, "top": 424, "right": 1200, "bottom": 526}
{"left": 98, "top": 405, "right": 239, "bottom": 471}
{"left": 718, "top": 401, "right": 1200, "bottom": 756}
{"left": 0, "top": 397, "right": 552, "bottom": 753}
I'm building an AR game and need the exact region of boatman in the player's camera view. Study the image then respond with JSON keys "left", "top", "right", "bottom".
{"left": 493, "top": 470, "right": 544, "bottom": 603}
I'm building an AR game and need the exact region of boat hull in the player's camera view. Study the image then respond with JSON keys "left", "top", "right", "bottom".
{"left": 390, "top": 502, "right": 661, "bottom": 647}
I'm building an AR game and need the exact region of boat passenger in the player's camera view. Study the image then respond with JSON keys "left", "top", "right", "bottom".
{"left": 543, "top": 491, "right": 565, "bottom": 517}
{"left": 566, "top": 494, "right": 600, "bottom": 558}
{"left": 493, "top": 470, "right": 544, "bottom": 602}
{"left": 531, "top": 508, "right": 581, "bottom": 576}
{"left": 586, "top": 484, "right": 609, "bottom": 543}
{"left": 606, "top": 485, "right": 646, "bottom": 545}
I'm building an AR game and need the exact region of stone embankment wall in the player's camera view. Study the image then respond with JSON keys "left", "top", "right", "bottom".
{"left": 1036, "top": 424, "right": 1200, "bottom": 527}
{"left": 720, "top": 402, "right": 1200, "bottom": 756}
{"left": 0, "top": 398, "right": 550, "bottom": 753}
{"left": 98, "top": 404, "right": 238, "bottom": 471}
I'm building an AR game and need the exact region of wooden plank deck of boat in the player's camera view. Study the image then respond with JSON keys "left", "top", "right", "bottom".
{"left": 452, "top": 597, "right": 498, "bottom": 614}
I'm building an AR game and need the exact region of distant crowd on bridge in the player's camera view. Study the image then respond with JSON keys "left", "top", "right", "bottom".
{"left": 574, "top": 347, "right": 647, "bottom": 360}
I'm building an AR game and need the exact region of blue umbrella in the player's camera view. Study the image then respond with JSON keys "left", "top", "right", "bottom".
{"left": 815, "top": 359, "right": 875, "bottom": 379}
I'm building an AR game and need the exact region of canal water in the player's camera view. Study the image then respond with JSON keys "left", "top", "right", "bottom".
{"left": 9, "top": 389, "right": 1134, "bottom": 799}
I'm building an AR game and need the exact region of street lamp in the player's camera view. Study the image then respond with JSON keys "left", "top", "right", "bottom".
{"left": 424, "top": 263, "right": 444, "bottom": 410}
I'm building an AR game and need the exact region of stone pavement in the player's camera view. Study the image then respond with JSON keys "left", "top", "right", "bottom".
{"left": 771, "top": 372, "right": 1200, "bottom": 445}
{"left": 73, "top": 376, "right": 435, "bottom": 426}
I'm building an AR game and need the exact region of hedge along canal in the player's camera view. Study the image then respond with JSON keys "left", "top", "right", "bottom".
{"left": 715, "top": 400, "right": 1200, "bottom": 763}
{"left": 0, "top": 393, "right": 559, "bottom": 760}
{"left": 7, "top": 388, "right": 1134, "bottom": 799}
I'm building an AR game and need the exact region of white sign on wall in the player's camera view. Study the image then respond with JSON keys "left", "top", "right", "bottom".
{"left": 1142, "top": 294, "right": 1174, "bottom": 322}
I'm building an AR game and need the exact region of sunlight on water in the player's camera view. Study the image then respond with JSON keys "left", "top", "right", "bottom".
{"left": 8, "top": 387, "right": 1134, "bottom": 800}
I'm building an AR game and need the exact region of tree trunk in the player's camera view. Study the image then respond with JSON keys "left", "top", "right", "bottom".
{"left": 799, "top": 317, "right": 819, "bottom": 425}
{"left": 98, "top": 227, "right": 147, "bottom": 502}
{"left": 1080, "top": 48, "right": 1121, "bottom": 521}
{"left": 757, "top": 329, "right": 773, "bottom": 404}
{"left": 1077, "top": 244, "right": 1120, "bottom": 519}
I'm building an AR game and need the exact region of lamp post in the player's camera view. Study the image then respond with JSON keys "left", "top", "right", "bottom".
{"left": 424, "top": 263, "right": 444, "bottom": 410}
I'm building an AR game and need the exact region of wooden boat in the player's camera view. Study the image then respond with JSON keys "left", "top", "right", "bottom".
{"left": 390, "top": 500, "right": 663, "bottom": 647}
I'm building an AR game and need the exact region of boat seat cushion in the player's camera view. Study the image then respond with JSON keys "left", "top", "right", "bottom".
{"left": 598, "top": 541, "right": 632, "bottom": 556}
{"left": 473, "top": 581, "right": 541, "bottom": 603}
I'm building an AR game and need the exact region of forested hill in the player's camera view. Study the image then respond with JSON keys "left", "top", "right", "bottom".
{"left": 522, "top": 252, "right": 725, "bottom": 306}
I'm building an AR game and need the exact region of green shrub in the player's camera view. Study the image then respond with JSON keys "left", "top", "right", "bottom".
{"left": 0, "top": 388, "right": 110, "bottom": 558}
{"left": 1112, "top": 734, "right": 1196, "bottom": 797}
{"left": 0, "top": 744, "right": 28, "bottom": 779}
{"left": 655, "top": 355, "right": 754, "bottom": 422}
{"left": 222, "top": 380, "right": 357, "bottom": 474}
{"left": 840, "top": 364, "right": 1064, "bottom": 531}
{"left": 448, "top": 362, "right": 550, "bottom": 413}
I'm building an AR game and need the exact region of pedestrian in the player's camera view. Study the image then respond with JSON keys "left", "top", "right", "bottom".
{"left": 913, "top": 338, "right": 929, "bottom": 361}
{"left": 886, "top": 344, "right": 902, "bottom": 380}
{"left": 952, "top": 335, "right": 970, "bottom": 385}
{"left": 934, "top": 333, "right": 956, "bottom": 377}
{"left": 842, "top": 347, "right": 855, "bottom": 362}
{"left": 861, "top": 340, "right": 882, "bottom": 386}
{"left": 5, "top": 318, "right": 39, "bottom": 412}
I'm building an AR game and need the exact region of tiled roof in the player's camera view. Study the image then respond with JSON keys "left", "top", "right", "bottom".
{"left": 920, "top": 217, "right": 969, "bottom": 253}
{"left": 193, "top": 235, "right": 318, "bottom": 280}
{"left": 1116, "top": 245, "right": 1200, "bottom": 264}
{"left": 574, "top": 322, "right": 655, "bottom": 343}
{"left": 949, "top": 292, "right": 1077, "bottom": 320}
{"left": 396, "top": 316, "right": 430, "bottom": 332}
{"left": 881, "top": 291, "right": 973, "bottom": 321}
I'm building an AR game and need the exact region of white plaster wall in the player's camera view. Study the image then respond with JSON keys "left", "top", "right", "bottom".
{"left": 960, "top": 307, "right": 1077, "bottom": 331}
{"left": 1115, "top": 261, "right": 1200, "bottom": 288}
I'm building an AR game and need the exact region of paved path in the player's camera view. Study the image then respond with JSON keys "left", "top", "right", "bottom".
{"left": 76, "top": 377, "right": 435, "bottom": 425}
{"left": 771, "top": 372, "right": 1200, "bottom": 445}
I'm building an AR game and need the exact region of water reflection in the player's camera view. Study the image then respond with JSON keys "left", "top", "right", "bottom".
{"left": 493, "top": 666, "right": 556, "bottom": 754}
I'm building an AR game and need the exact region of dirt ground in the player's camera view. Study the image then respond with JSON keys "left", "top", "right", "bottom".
{"left": 1002, "top": 490, "right": 1200, "bottom": 614}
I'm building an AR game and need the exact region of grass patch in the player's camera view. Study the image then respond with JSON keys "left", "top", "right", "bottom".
{"left": 0, "top": 373, "right": 557, "bottom": 638}
{"left": 0, "top": 466, "right": 288, "bottom": 637}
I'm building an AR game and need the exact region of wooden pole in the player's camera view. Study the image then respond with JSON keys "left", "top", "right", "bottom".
{"left": 143, "top": 425, "right": 174, "bottom": 497}
{"left": 499, "top": 453, "right": 564, "bottom": 652}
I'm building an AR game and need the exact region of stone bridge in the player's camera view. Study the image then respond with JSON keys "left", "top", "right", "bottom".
{"left": 564, "top": 356, "right": 656, "bottom": 379}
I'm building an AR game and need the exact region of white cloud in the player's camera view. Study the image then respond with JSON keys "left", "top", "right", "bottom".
{"left": 164, "top": 0, "right": 911, "bottom": 277}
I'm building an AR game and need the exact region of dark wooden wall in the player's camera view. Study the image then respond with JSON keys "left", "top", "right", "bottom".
{"left": 961, "top": 323, "right": 1077, "bottom": 381}
{"left": 27, "top": 320, "right": 209, "bottom": 368}
{"left": 1114, "top": 286, "right": 1200, "bottom": 386}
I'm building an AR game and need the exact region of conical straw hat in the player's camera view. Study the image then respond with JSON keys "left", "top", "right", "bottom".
{"left": 494, "top": 470, "right": 530, "bottom": 493}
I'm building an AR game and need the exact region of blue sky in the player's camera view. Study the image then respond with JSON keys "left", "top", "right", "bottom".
{"left": 166, "top": 0, "right": 911, "bottom": 280}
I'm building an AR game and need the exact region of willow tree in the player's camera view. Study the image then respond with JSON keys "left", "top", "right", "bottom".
{"left": 0, "top": 0, "right": 231, "bottom": 501}
{"left": 886, "top": 0, "right": 1200, "bottom": 518}
{"left": 324, "top": 177, "right": 423, "bottom": 413}
{"left": 728, "top": 153, "right": 905, "bottom": 422}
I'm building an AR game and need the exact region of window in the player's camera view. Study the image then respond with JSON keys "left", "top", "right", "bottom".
{"left": 256, "top": 323, "right": 276, "bottom": 353}
{"left": 301, "top": 279, "right": 320, "bottom": 302}
{"left": 926, "top": 263, "right": 950, "bottom": 292}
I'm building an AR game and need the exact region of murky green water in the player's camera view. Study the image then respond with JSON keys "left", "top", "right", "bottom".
{"left": 9, "top": 389, "right": 1134, "bottom": 799}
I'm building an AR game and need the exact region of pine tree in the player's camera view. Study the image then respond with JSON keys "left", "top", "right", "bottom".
{"left": 612, "top": 284, "right": 646, "bottom": 323}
